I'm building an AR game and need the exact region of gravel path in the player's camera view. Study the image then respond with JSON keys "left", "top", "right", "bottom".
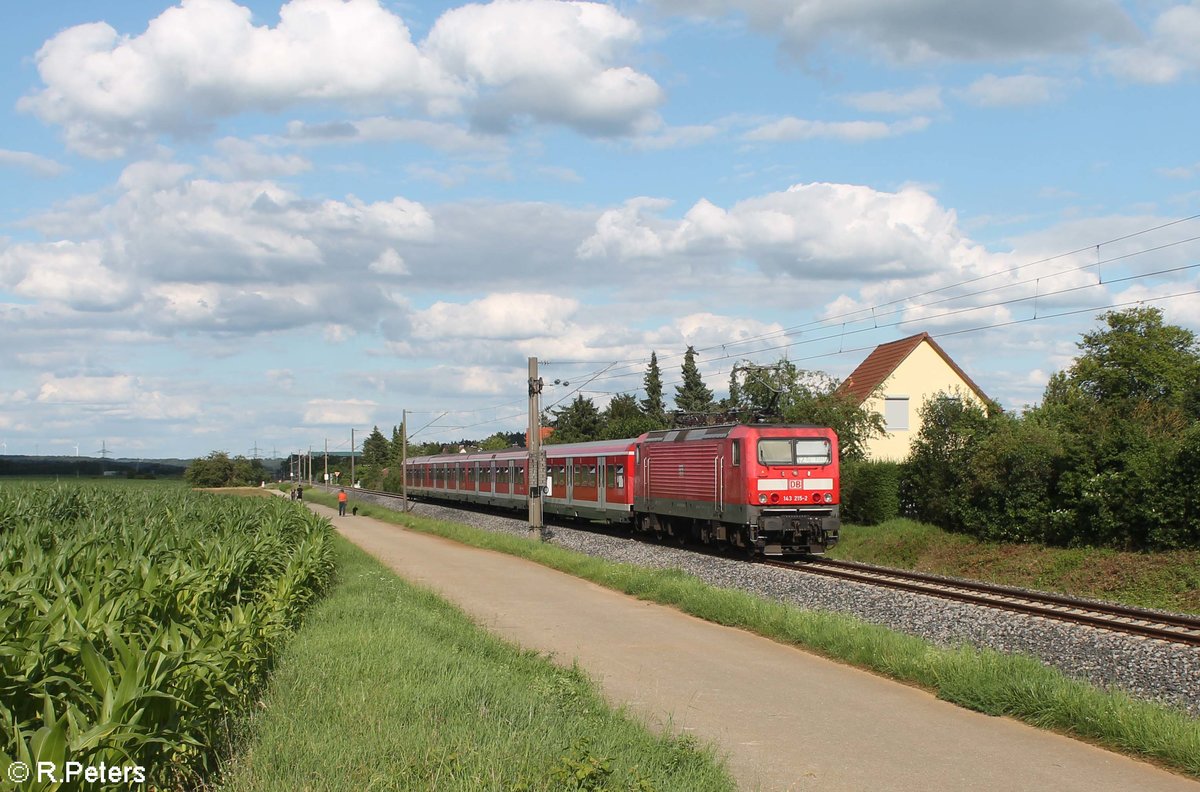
{"left": 351, "top": 491, "right": 1200, "bottom": 719}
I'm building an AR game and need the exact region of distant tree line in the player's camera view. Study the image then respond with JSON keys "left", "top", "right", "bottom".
{"left": 0, "top": 457, "right": 185, "bottom": 478}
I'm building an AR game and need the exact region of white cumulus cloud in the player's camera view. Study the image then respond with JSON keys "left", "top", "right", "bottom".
{"left": 20, "top": 0, "right": 662, "bottom": 157}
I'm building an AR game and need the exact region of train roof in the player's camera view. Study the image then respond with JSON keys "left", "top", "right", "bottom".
{"left": 641, "top": 423, "right": 829, "bottom": 443}
{"left": 408, "top": 436, "right": 638, "bottom": 465}
{"left": 406, "top": 425, "right": 835, "bottom": 464}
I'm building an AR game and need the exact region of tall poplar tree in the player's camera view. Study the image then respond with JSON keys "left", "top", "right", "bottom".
{"left": 641, "top": 351, "right": 667, "bottom": 426}
{"left": 675, "top": 346, "right": 714, "bottom": 414}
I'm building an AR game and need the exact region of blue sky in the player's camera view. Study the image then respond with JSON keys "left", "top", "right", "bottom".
{"left": 1, "top": 0, "right": 1198, "bottom": 460}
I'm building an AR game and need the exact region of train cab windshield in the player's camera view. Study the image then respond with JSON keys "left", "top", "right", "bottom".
{"left": 757, "top": 438, "right": 832, "bottom": 466}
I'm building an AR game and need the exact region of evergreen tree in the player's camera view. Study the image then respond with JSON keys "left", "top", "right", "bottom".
{"left": 389, "top": 423, "right": 406, "bottom": 463}
{"left": 641, "top": 351, "right": 667, "bottom": 425}
{"left": 361, "top": 426, "right": 390, "bottom": 468}
{"left": 674, "top": 346, "right": 714, "bottom": 414}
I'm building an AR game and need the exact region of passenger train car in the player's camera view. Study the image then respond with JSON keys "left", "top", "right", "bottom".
{"left": 404, "top": 424, "right": 840, "bottom": 555}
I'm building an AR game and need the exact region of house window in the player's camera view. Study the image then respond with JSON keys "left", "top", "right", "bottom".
{"left": 884, "top": 397, "right": 909, "bottom": 431}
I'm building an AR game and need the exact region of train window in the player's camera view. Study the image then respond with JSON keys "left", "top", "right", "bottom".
{"left": 615, "top": 467, "right": 625, "bottom": 489}
{"left": 588, "top": 466, "right": 597, "bottom": 487}
{"left": 794, "top": 439, "right": 832, "bottom": 465}
{"left": 758, "top": 439, "right": 793, "bottom": 465}
{"left": 757, "top": 438, "right": 832, "bottom": 466}
{"left": 515, "top": 466, "right": 525, "bottom": 486}
{"left": 731, "top": 442, "right": 740, "bottom": 466}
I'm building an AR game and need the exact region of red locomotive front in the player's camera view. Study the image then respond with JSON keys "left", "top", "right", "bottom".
{"left": 634, "top": 424, "right": 840, "bottom": 555}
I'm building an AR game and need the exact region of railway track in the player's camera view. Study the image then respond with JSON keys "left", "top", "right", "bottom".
{"left": 773, "top": 558, "right": 1200, "bottom": 647}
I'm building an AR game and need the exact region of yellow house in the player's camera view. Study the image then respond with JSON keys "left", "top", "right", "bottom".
{"left": 837, "top": 332, "right": 989, "bottom": 461}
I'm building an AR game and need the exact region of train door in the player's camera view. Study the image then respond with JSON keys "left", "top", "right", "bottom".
{"left": 596, "top": 455, "right": 606, "bottom": 510}
{"left": 571, "top": 456, "right": 598, "bottom": 506}
{"left": 497, "top": 460, "right": 510, "bottom": 496}
{"left": 565, "top": 457, "right": 573, "bottom": 504}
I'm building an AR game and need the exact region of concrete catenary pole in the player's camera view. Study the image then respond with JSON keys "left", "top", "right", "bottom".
{"left": 324, "top": 439, "right": 328, "bottom": 487}
{"left": 527, "top": 357, "right": 544, "bottom": 540}
{"left": 350, "top": 428, "right": 355, "bottom": 489}
{"left": 401, "top": 409, "right": 408, "bottom": 512}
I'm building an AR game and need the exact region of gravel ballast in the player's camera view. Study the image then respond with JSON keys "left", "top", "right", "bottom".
{"left": 349, "top": 491, "right": 1200, "bottom": 719}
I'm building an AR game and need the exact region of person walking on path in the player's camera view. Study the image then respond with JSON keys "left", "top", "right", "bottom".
{"left": 338, "top": 488, "right": 348, "bottom": 516}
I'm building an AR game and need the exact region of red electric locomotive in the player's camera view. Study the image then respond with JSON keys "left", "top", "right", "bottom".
{"left": 633, "top": 424, "right": 840, "bottom": 555}
{"left": 403, "top": 423, "right": 840, "bottom": 556}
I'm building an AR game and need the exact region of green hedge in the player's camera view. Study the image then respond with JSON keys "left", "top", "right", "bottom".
{"left": 840, "top": 460, "right": 901, "bottom": 525}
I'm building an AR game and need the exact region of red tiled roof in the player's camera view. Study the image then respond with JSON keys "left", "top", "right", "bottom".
{"left": 836, "top": 332, "right": 989, "bottom": 405}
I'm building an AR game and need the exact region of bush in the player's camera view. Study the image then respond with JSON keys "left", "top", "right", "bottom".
{"left": 900, "top": 396, "right": 997, "bottom": 532}
{"left": 1155, "top": 423, "right": 1200, "bottom": 549}
{"left": 841, "top": 460, "right": 901, "bottom": 525}
{"left": 961, "top": 419, "right": 1067, "bottom": 544}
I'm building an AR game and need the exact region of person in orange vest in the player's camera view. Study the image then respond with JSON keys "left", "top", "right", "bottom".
{"left": 337, "top": 488, "right": 348, "bottom": 516}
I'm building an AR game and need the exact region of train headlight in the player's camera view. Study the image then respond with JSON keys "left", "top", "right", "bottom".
{"left": 824, "top": 492, "right": 833, "bottom": 503}
{"left": 758, "top": 494, "right": 767, "bottom": 504}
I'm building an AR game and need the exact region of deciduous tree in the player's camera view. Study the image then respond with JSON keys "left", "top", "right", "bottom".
{"left": 547, "top": 395, "right": 604, "bottom": 443}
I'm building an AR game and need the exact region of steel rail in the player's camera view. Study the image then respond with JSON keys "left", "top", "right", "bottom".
{"left": 769, "top": 558, "right": 1200, "bottom": 646}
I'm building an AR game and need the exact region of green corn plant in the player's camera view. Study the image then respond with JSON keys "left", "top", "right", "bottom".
{"left": 0, "top": 483, "right": 335, "bottom": 790}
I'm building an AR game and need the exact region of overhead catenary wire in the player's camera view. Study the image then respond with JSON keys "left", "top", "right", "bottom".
{"left": 542, "top": 214, "right": 1200, "bottom": 383}
{"left": 340, "top": 214, "right": 1200, "bottom": 444}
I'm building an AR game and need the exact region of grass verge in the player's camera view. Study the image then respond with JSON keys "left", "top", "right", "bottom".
{"left": 830, "top": 518, "right": 1200, "bottom": 615}
{"left": 218, "top": 534, "right": 734, "bottom": 792}
{"left": 304, "top": 490, "right": 1200, "bottom": 780}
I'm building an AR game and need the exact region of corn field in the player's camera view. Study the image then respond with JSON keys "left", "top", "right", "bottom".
{"left": 0, "top": 484, "right": 335, "bottom": 790}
